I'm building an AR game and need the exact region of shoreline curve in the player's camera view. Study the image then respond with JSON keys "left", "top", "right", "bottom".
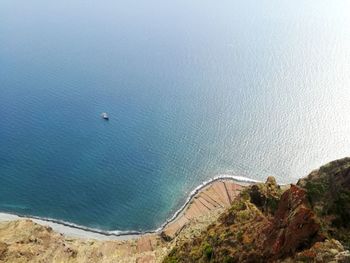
{"left": 0, "top": 174, "right": 259, "bottom": 240}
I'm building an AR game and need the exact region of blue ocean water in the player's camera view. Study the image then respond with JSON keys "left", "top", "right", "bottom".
{"left": 0, "top": 0, "right": 350, "bottom": 232}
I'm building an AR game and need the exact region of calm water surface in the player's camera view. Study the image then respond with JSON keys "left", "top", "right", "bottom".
{"left": 0, "top": 0, "right": 350, "bottom": 231}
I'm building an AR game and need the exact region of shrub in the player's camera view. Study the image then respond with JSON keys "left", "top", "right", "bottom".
{"left": 202, "top": 242, "right": 213, "bottom": 260}
{"left": 236, "top": 230, "right": 243, "bottom": 242}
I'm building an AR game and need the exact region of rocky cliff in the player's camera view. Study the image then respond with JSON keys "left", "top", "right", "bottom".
{"left": 164, "top": 158, "right": 350, "bottom": 262}
{"left": 1, "top": 158, "right": 350, "bottom": 263}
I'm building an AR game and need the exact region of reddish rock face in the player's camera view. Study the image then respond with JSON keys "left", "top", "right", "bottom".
{"left": 263, "top": 185, "right": 324, "bottom": 260}
{"left": 164, "top": 159, "right": 350, "bottom": 263}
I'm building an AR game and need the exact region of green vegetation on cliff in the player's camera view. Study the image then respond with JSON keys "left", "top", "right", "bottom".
{"left": 298, "top": 157, "right": 350, "bottom": 248}
{"left": 164, "top": 158, "right": 350, "bottom": 263}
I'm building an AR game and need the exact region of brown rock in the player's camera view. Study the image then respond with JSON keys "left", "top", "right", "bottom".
{"left": 160, "top": 231, "right": 172, "bottom": 242}
{"left": 293, "top": 239, "right": 350, "bottom": 263}
{"left": 263, "top": 185, "right": 324, "bottom": 260}
{"left": 297, "top": 157, "right": 350, "bottom": 246}
{"left": 0, "top": 242, "right": 8, "bottom": 259}
{"left": 248, "top": 176, "right": 282, "bottom": 215}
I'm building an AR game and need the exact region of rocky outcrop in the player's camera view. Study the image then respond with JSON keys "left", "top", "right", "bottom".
{"left": 298, "top": 157, "right": 350, "bottom": 248}
{"left": 164, "top": 158, "right": 350, "bottom": 263}
{"left": 262, "top": 185, "right": 324, "bottom": 260}
{"left": 248, "top": 176, "right": 282, "bottom": 215}
{"left": 1, "top": 158, "right": 350, "bottom": 263}
{"left": 291, "top": 239, "right": 350, "bottom": 263}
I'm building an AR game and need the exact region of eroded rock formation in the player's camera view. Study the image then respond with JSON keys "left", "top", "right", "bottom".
{"left": 164, "top": 158, "right": 350, "bottom": 263}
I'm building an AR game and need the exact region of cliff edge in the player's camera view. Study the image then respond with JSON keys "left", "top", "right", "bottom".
{"left": 164, "top": 158, "right": 350, "bottom": 262}
{"left": 1, "top": 158, "right": 350, "bottom": 262}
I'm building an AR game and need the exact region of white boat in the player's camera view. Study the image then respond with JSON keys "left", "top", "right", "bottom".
{"left": 101, "top": 112, "right": 109, "bottom": 120}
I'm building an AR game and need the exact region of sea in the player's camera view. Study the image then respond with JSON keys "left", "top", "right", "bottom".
{"left": 0, "top": 0, "right": 349, "bottom": 233}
